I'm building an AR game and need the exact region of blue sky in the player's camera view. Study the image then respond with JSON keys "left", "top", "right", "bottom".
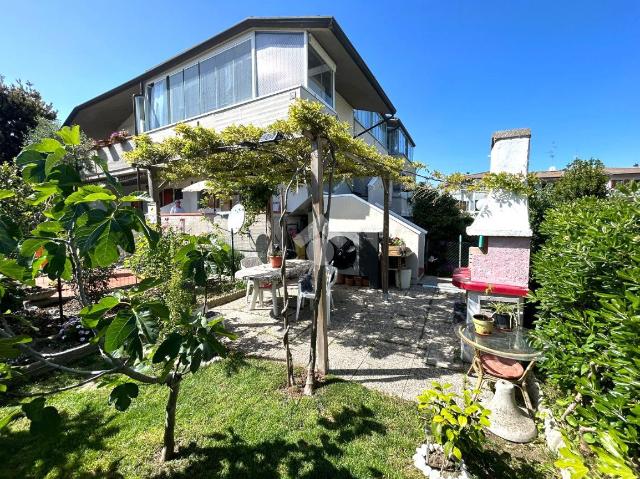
{"left": 2, "top": 1, "right": 638, "bottom": 173}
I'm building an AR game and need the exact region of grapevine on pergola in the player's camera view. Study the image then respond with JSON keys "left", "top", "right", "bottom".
{"left": 126, "top": 99, "right": 420, "bottom": 393}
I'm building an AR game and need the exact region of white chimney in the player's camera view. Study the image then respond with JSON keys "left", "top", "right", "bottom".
{"left": 466, "top": 129, "right": 533, "bottom": 237}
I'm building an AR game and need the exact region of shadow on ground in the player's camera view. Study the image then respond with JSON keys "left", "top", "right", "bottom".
{"left": 0, "top": 405, "right": 123, "bottom": 479}
{"left": 153, "top": 404, "right": 388, "bottom": 479}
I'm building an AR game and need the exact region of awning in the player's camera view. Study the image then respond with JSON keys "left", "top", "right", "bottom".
{"left": 182, "top": 181, "right": 210, "bottom": 193}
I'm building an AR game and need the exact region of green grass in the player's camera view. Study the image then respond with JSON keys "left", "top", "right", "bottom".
{"left": 0, "top": 356, "right": 556, "bottom": 478}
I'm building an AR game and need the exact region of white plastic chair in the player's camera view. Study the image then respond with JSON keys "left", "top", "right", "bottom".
{"left": 296, "top": 265, "right": 338, "bottom": 322}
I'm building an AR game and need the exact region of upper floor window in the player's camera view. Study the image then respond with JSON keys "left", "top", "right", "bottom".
{"left": 307, "top": 44, "right": 334, "bottom": 107}
{"left": 354, "top": 110, "right": 387, "bottom": 145}
{"left": 256, "top": 32, "right": 305, "bottom": 96}
{"left": 144, "top": 39, "right": 252, "bottom": 131}
{"left": 139, "top": 32, "right": 337, "bottom": 132}
{"left": 200, "top": 40, "right": 252, "bottom": 112}
{"left": 388, "top": 127, "right": 414, "bottom": 160}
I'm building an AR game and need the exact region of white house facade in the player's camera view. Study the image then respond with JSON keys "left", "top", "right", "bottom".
{"left": 65, "top": 17, "right": 426, "bottom": 278}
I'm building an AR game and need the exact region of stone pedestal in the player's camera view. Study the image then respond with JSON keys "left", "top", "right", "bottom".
{"left": 486, "top": 380, "right": 537, "bottom": 443}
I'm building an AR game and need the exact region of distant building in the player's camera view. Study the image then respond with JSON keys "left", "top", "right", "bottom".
{"left": 454, "top": 166, "right": 640, "bottom": 215}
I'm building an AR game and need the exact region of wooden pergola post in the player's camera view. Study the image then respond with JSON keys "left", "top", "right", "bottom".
{"left": 310, "top": 136, "right": 329, "bottom": 375}
{"left": 382, "top": 176, "right": 390, "bottom": 302}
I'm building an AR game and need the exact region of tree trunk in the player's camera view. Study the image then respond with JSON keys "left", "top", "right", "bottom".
{"left": 279, "top": 187, "right": 295, "bottom": 388}
{"left": 147, "top": 167, "right": 162, "bottom": 226}
{"left": 382, "top": 176, "right": 390, "bottom": 302}
{"left": 161, "top": 376, "right": 181, "bottom": 462}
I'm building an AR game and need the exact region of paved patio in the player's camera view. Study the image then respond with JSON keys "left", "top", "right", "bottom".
{"left": 216, "top": 281, "right": 483, "bottom": 402}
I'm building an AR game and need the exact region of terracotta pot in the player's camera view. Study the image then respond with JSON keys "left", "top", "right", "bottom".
{"left": 473, "top": 314, "right": 494, "bottom": 335}
{"left": 362, "top": 278, "right": 370, "bottom": 287}
{"left": 269, "top": 256, "right": 282, "bottom": 268}
{"left": 353, "top": 276, "right": 363, "bottom": 287}
{"left": 344, "top": 276, "right": 354, "bottom": 286}
{"left": 336, "top": 273, "right": 345, "bottom": 284}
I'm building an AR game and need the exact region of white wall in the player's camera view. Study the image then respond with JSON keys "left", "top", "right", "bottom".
{"left": 328, "top": 194, "right": 426, "bottom": 279}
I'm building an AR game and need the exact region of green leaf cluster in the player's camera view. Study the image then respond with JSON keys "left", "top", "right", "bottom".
{"left": 417, "top": 382, "right": 490, "bottom": 462}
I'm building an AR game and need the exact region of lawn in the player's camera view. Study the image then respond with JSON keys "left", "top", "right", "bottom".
{"left": 0, "top": 356, "right": 555, "bottom": 478}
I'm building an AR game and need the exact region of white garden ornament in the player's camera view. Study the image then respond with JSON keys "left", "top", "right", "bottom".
{"left": 412, "top": 443, "right": 471, "bottom": 479}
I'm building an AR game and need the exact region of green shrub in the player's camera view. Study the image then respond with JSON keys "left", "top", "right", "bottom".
{"left": 125, "top": 229, "right": 241, "bottom": 326}
{"left": 125, "top": 227, "right": 194, "bottom": 326}
{"left": 417, "top": 382, "right": 490, "bottom": 464}
{"left": 530, "top": 192, "right": 640, "bottom": 474}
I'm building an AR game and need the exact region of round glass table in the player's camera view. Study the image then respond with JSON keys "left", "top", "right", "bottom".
{"left": 457, "top": 325, "right": 541, "bottom": 411}
{"left": 457, "top": 325, "right": 540, "bottom": 361}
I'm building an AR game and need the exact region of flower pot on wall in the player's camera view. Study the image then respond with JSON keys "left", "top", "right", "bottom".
{"left": 269, "top": 256, "right": 282, "bottom": 268}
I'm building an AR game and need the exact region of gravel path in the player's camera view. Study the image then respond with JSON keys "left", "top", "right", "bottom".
{"left": 216, "top": 282, "right": 483, "bottom": 401}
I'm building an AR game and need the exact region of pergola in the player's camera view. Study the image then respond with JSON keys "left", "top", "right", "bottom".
{"left": 125, "top": 99, "right": 415, "bottom": 393}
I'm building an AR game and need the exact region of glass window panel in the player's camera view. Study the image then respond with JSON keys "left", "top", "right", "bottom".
{"left": 200, "top": 55, "right": 217, "bottom": 113}
{"left": 147, "top": 79, "right": 168, "bottom": 130}
{"left": 308, "top": 45, "right": 334, "bottom": 106}
{"left": 169, "top": 71, "right": 184, "bottom": 123}
{"left": 184, "top": 64, "right": 200, "bottom": 118}
{"left": 200, "top": 40, "right": 252, "bottom": 113}
{"left": 256, "top": 32, "right": 305, "bottom": 96}
{"left": 134, "top": 95, "right": 145, "bottom": 134}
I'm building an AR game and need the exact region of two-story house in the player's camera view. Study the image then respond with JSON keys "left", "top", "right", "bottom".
{"left": 65, "top": 16, "right": 426, "bottom": 278}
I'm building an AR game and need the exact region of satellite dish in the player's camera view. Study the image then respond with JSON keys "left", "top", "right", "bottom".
{"left": 228, "top": 204, "right": 245, "bottom": 233}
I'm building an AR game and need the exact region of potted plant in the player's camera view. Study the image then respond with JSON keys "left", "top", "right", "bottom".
{"left": 414, "top": 382, "right": 491, "bottom": 478}
{"left": 109, "top": 129, "right": 130, "bottom": 144}
{"left": 389, "top": 236, "right": 406, "bottom": 254}
{"left": 269, "top": 247, "right": 282, "bottom": 268}
{"left": 472, "top": 313, "right": 494, "bottom": 335}
{"left": 489, "top": 302, "right": 517, "bottom": 330}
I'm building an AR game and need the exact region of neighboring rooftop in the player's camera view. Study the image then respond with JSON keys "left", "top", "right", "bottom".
{"left": 465, "top": 166, "right": 640, "bottom": 181}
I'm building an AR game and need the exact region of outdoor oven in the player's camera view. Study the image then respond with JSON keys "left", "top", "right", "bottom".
{"left": 452, "top": 128, "right": 533, "bottom": 361}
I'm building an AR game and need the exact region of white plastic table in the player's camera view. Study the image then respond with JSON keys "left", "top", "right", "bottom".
{"left": 235, "top": 259, "right": 312, "bottom": 316}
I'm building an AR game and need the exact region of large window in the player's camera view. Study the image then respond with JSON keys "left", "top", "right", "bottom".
{"left": 169, "top": 71, "right": 184, "bottom": 123}
{"left": 201, "top": 40, "right": 252, "bottom": 111}
{"left": 388, "top": 127, "right": 414, "bottom": 160}
{"left": 354, "top": 110, "right": 387, "bottom": 145}
{"left": 141, "top": 32, "right": 339, "bottom": 132}
{"left": 183, "top": 64, "right": 200, "bottom": 118}
{"left": 147, "top": 78, "right": 168, "bottom": 130}
{"left": 256, "top": 32, "right": 305, "bottom": 96}
{"left": 307, "top": 44, "right": 334, "bottom": 107}
{"left": 145, "top": 39, "right": 252, "bottom": 131}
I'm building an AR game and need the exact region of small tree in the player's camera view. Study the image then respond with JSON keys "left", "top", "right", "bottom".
{"left": 0, "top": 77, "right": 56, "bottom": 164}
{"left": 552, "top": 158, "right": 608, "bottom": 203}
{"left": 0, "top": 126, "right": 235, "bottom": 461}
